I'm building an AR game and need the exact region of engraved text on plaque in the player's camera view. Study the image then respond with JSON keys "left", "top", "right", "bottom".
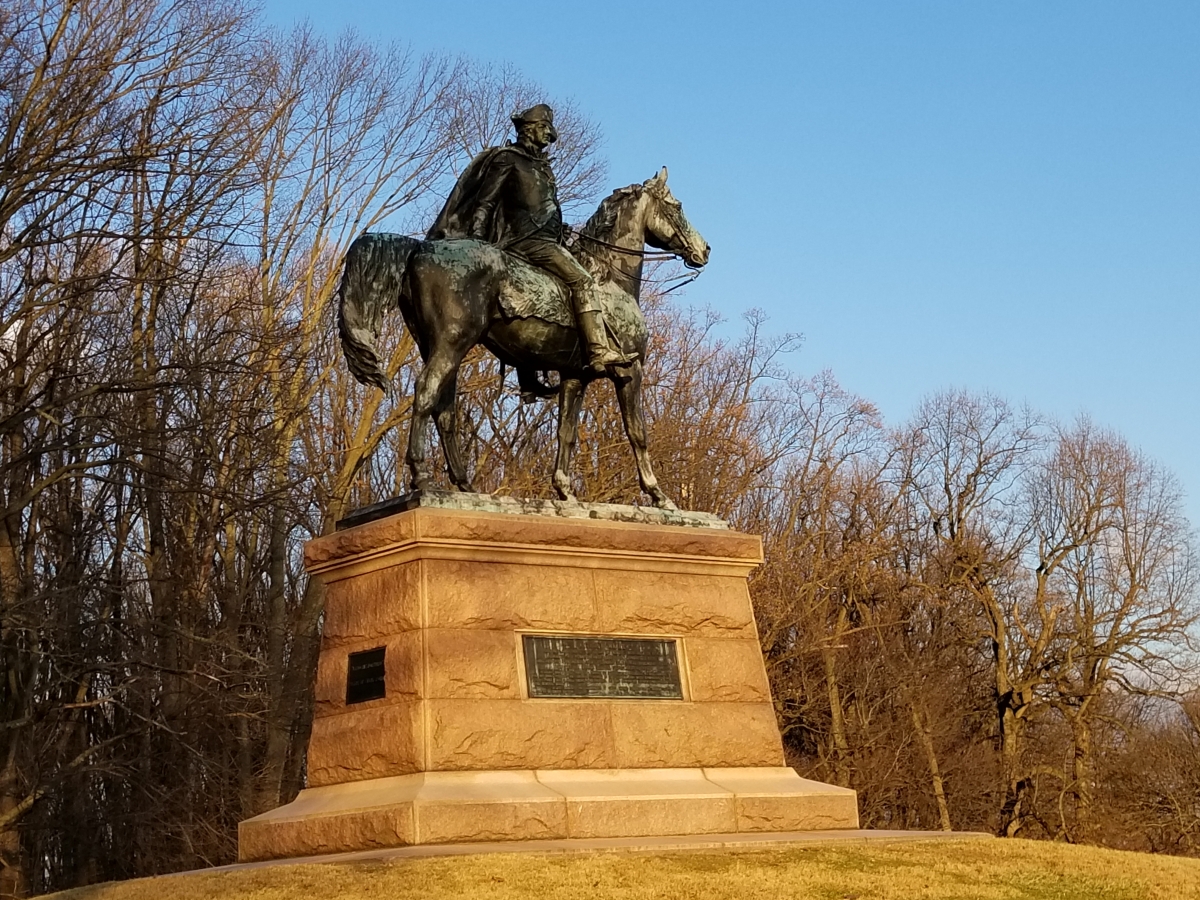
{"left": 523, "top": 634, "right": 683, "bottom": 699}
{"left": 346, "top": 646, "right": 386, "bottom": 704}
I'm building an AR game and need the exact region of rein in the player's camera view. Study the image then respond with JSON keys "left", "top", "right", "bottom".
{"left": 659, "top": 270, "right": 701, "bottom": 295}
{"left": 579, "top": 243, "right": 702, "bottom": 297}
{"left": 570, "top": 230, "right": 677, "bottom": 261}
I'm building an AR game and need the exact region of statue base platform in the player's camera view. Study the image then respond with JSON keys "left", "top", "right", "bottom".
{"left": 238, "top": 493, "right": 857, "bottom": 862}
{"left": 238, "top": 767, "right": 856, "bottom": 862}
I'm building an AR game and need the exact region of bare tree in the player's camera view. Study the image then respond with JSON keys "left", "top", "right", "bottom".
{"left": 900, "top": 391, "right": 1046, "bottom": 835}
{"left": 1028, "top": 420, "right": 1198, "bottom": 841}
{"left": 751, "top": 371, "right": 884, "bottom": 786}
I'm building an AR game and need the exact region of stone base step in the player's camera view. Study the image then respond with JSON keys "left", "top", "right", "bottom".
{"left": 238, "top": 767, "right": 858, "bottom": 862}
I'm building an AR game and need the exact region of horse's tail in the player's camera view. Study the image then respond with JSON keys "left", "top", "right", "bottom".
{"left": 337, "top": 232, "right": 421, "bottom": 391}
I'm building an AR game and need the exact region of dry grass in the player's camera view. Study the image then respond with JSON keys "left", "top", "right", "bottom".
{"left": 46, "top": 839, "right": 1200, "bottom": 900}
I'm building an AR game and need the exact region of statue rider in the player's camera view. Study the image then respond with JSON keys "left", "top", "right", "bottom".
{"left": 428, "top": 104, "right": 633, "bottom": 372}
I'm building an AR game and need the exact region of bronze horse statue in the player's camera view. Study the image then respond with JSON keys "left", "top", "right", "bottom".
{"left": 337, "top": 167, "right": 710, "bottom": 508}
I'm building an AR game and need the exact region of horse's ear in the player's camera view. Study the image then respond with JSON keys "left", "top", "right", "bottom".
{"left": 644, "top": 166, "right": 668, "bottom": 192}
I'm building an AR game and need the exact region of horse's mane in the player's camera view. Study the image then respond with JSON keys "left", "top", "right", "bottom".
{"left": 571, "top": 184, "right": 641, "bottom": 282}
{"left": 580, "top": 185, "right": 639, "bottom": 238}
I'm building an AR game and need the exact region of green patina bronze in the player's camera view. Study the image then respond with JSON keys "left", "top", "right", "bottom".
{"left": 337, "top": 106, "right": 710, "bottom": 508}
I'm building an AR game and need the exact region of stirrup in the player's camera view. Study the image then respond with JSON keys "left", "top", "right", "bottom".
{"left": 587, "top": 345, "right": 635, "bottom": 372}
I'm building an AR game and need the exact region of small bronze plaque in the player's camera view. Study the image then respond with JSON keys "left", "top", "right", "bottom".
{"left": 346, "top": 646, "right": 386, "bottom": 704}
{"left": 523, "top": 635, "right": 683, "bottom": 699}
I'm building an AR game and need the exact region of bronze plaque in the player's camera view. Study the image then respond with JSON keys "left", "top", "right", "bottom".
{"left": 346, "top": 646, "right": 386, "bottom": 704}
{"left": 522, "top": 634, "right": 683, "bottom": 699}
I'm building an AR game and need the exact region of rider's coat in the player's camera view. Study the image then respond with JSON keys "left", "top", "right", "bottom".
{"left": 428, "top": 143, "right": 562, "bottom": 248}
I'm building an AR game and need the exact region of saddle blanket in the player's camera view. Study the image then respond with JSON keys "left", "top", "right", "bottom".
{"left": 427, "top": 239, "right": 647, "bottom": 348}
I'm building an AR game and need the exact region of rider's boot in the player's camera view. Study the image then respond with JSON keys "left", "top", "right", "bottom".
{"left": 577, "top": 309, "right": 634, "bottom": 372}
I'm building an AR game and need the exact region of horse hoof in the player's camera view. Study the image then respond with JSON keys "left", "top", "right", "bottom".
{"left": 651, "top": 493, "right": 678, "bottom": 511}
{"left": 553, "top": 475, "right": 576, "bottom": 502}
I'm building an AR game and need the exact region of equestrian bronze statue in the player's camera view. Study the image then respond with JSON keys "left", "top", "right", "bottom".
{"left": 337, "top": 104, "right": 710, "bottom": 508}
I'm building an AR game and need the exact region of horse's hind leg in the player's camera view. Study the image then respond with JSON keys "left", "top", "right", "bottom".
{"left": 553, "top": 377, "right": 585, "bottom": 501}
{"left": 408, "top": 341, "right": 469, "bottom": 493}
{"left": 614, "top": 362, "right": 676, "bottom": 509}
{"left": 434, "top": 371, "right": 473, "bottom": 492}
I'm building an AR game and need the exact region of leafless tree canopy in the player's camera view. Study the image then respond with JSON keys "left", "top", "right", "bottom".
{"left": 1, "top": 2, "right": 1198, "bottom": 895}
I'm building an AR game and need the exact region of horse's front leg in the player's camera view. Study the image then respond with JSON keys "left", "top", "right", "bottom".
{"left": 614, "top": 362, "right": 676, "bottom": 510}
{"left": 553, "top": 377, "right": 585, "bottom": 501}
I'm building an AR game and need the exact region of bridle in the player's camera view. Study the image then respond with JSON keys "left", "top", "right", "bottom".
{"left": 567, "top": 193, "right": 705, "bottom": 296}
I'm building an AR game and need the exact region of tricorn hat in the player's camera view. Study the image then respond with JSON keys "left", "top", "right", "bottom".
{"left": 511, "top": 103, "right": 555, "bottom": 128}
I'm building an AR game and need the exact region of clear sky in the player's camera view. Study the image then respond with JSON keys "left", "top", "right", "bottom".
{"left": 262, "top": 0, "right": 1200, "bottom": 528}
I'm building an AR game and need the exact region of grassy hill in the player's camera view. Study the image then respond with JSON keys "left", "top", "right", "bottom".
{"left": 46, "top": 838, "right": 1200, "bottom": 900}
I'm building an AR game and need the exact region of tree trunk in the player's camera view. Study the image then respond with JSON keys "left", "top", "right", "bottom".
{"left": 822, "top": 620, "right": 850, "bottom": 787}
{"left": 910, "top": 702, "right": 952, "bottom": 831}
{"left": 997, "top": 704, "right": 1027, "bottom": 837}
{"left": 0, "top": 758, "right": 29, "bottom": 900}
{"left": 255, "top": 503, "right": 291, "bottom": 813}
{"left": 1070, "top": 713, "right": 1094, "bottom": 842}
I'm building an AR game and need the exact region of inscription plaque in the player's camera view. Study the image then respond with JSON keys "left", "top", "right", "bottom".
{"left": 523, "top": 634, "right": 683, "bottom": 699}
{"left": 346, "top": 646, "right": 386, "bottom": 704}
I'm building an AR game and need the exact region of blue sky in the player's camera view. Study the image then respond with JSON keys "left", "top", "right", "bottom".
{"left": 262, "top": 1, "right": 1200, "bottom": 527}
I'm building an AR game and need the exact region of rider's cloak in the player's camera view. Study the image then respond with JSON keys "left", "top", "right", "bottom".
{"left": 426, "top": 146, "right": 507, "bottom": 243}
{"left": 427, "top": 143, "right": 565, "bottom": 249}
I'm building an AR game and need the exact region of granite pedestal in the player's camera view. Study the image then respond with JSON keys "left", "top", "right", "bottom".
{"left": 238, "top": 494, "right": 857, "bottom": 861}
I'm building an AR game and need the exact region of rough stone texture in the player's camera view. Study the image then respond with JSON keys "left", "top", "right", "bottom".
{"left": 321, "top": 562, "right": 421, "bottom": 643}
{"left": 538, "top": 768, "right": 736, "bottom": 838}
{"left": 424, "top": 559, "right": 597, "bottom": 632}
{"left": 424, "top": 628, "right": 520, "bottom": 699}
{"left": 239, "top": 805, "right": 416, "bottom": 862}
{"left": 593, "top": 571, "right": 757, "bottom": 637}
{"left": 428, "top": 699, "right": 616, "bottom": 770}
{"left": 305, "top": 514, "right": 416, "bottom": 569}
{"left": 734, "top": 794, "right": 861, "bottom": 832}
{"left": 307, "top": 701, "right": 423, "bottom": 787}
{"left": 702, "top": 768, "right": 860, "bottom": 832}
{"left": 410, "top": 771, "right": 568, "bottom": 845}
{"left": 417, "top": 799, "right": 566, "bottom": 844}
{"left": 608, "top": 702, "right": 785, "bottom": 768}
{"left": 314, "top": 631, "right": 423, "bottom": 718}
{"left": 685, "top": 638, "right": 772, "bottom": 702}
{"left": 565, "top": 796, "right": 734, "bottom": 839}
{"left": 238, "top": 774, "right": 424, "bottom": 862}
{"left": 304, "top": 504, "right": 783, "bottom": 781}
{"left": 304, "top": 504, "right": 762, "bottom": 576}
{"left": 413, "top": 512, "right": 759, "bottom": 565}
